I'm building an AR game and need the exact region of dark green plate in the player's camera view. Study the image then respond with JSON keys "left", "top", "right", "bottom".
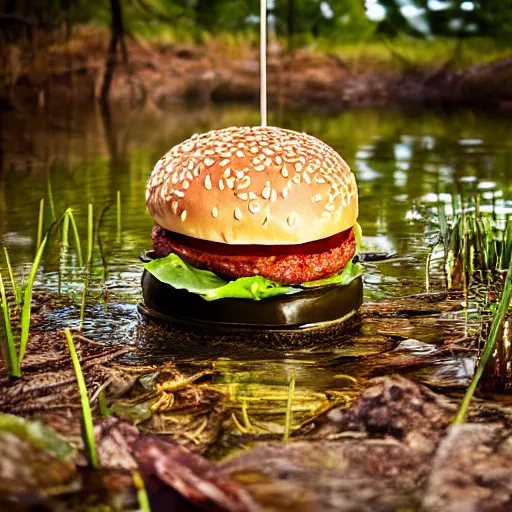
{"left": 139, "top": 251, "right": 363, "bottom": 333}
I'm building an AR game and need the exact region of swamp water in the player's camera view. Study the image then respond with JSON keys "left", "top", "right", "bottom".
{"left": 1, "top": 104, "right": 512, "bottom": 444}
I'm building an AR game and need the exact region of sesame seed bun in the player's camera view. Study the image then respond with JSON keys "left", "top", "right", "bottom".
{"left": 146, "top": 126, "right": 358, "bottom": 245}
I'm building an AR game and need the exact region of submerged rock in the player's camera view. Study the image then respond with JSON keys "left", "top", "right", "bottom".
{"left": 423, "top": 423, "right": 512, "bottom": 512}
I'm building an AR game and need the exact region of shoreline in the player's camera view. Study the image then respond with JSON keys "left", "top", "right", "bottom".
{"left": 3, "top": 32, "right": 512, "bottom": 114}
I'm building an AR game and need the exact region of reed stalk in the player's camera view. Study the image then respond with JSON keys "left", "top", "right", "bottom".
{"left": 18, "top": 233, "right": 49, "bottom": 369}
{"left": 64, "top": 329, "right": 99, "bottom": 469}
{"left": 133, "top": 471, "right": 151, "bottom": 512}
{"left": 0, "top": 272, "right": 19, "bottom": 377}
{"left": 454, "top": 255, "right": 512, "bottom": 423}
{"left": 86, "top": 204, "right": 94, "bottom": 268}
{"left": 283, "top": 377, "right": 295, "bottom": 442}
{"left": 116, "top": 190, "right": 122, "bottom": 241}
{"left": 37, "top": 198, "right": 44, "bottom": 250}
{"left": 66, "top": 209, "right": 83, "bottom": 266}
{"left": 3, "top": 248, "right": 21, "bottom": 305}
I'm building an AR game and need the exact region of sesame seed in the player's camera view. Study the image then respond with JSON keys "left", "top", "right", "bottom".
{"left": 182, "top": 180, "right": 190, "bottom": 190}
{"left": 237, "top": 192, "right": 249, "bottom": 200}
{"left": 234, "top": 207, "right": 242, "bottom": 220}
{"left": 262, "top": 184, "right": 271, "bottom": 200}
{"left": 254, "top": 165, "right": 265, "bottom": 172}
{"left": 236, "top": 176, "right": 251, "bottom": 190}
{"left": 262, "top": 147, "right": 274, "bottom": 156}
{"left": 250, "top": 147, "right": 258, "bottom": 154}
{"left": 181, "top": 210, "right": 187, "bottom": 222}
{"left": 223, "top": 168, "right": 231, "bottom": 178}
{"left": 204, "top": 158, "right": 215, "bottom": 167}
{"left": 249, "top": 200, "right": 260, "bottom": 214}
{"left": 218, "top": 179, "right": 225, "bottom": 191}
{"left": 226, "top": 177, "right": 235, "bottom": 189}
{"left": 271, "top": 189, "right": 277, "bottom": 202}
{"left": 204, "top": 149, "right": 215, "bottom": 156}
{"left": 235, "top": 169, "right": 245, "bottom": 179}
{"left": 219, "top": 159, "right": 230, "bottom": 167}
{"left": 187, "top": 161, "right": 194, "bottom": 171}
{"left": 174, "top": 190, "right": 185, "bottom": 198}
{"left": 252, "top": 157, "right": 261, "bottom": 165}
{"left": 205, "top": 175, "right": 212, "bottom": 190}
{"left": 186, "top": 171, "right": 193, "bottom": 181}
{"left": 281, "top": 165, "right": 289, "bottom": 178}
{"left": 295, "top": 162, "right": 303, "bottom": 172}
{"left": 249, "top": 191, "right": 257, "bottom": 200}
{"left": 325, "top": 203, "right": 335, "bottom": 211}
{"left": 282, "top": 187, "right": 289, "bottom": 199}
{"left": 236, "top": 150, "right": 245, "bottom": 158}
{"left": 212, "top": 206, "right": 219, "bottom": 218}
{"left": 287, "top": 212, "right": 297, "bottom": 227}
{"left": 172, "top": 201, "right": 179, "bottom": 214}
{"left": 303, "top": 173, "right": 312, "bottom": 185}
{"left": 220, "top": 151, "right": 231, "bottom": 158}
{"left": 312, "top": 193, "right": 322, "bottom": 203}
{"left": 171, "top": 172, "right": 179, "bottom": 185}
{"left": 275, "top": 155, "right": 282, "bottom": 165}
{"left": 292, "top": 175, "right": 301, "bottom": 184}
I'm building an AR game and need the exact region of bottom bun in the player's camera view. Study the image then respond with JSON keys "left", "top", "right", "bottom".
{"left": 140, "top": 250, "right": 363, "bottom": 332}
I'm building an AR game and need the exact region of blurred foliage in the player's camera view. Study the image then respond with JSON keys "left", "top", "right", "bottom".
{"left": 1, "top": 0, "right": 509, "bottom": 46}
{"left": 379, "top": 0, "right": 512, "bottom": 40}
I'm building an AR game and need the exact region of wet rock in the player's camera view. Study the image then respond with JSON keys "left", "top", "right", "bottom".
{"left": 96, "top": 417, "right": 261, "bottom": 511}
{"left": 220, "top": 440, "right": 420, "bottom": 511}
{"left": 219, "top": 376, "right": 460, "bottom": 511}
{"left": 423, "top": 423, "right": 512, "bottom": 512}
{"left": 327, "top": 375, "right": 456, "bottom": 455}
{"left": 0, "top": 414, "right": 77, "bottom": 504}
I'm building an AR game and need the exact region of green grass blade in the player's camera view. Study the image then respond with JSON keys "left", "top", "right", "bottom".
{"left": 283, "top": 377, "right": 295, "bottom": 443}
{"left": 87, "top": 204, "right": 94, "bottom": 268}
{"left": 47, "top": 171, "right": 56, "bottom": 221}
{"left": 79, "top": 273, "right": 90, "bottom": 331}
{"left": 96, "top": 204, "right": 111, "bottom": 280}
{"left": 3, "top": 248, "right": 21, "bottom": 305}
{"left": 133, "top": 471, "right": 151, "bottom": 512}
{"left": 18, "top": 233, "right": 49, "bottom": 368}
{"left": 64, "top": 329, "right": 99, "bottom": 469}
{"left": 37, "top": 198, "right": 45, "bottom": 250}
{"left": 116, "top": 190, "right": 122, "bottom": 242}
{"left": 0, "top": 272, "right": 19, "bottom": 377}
{"left": 454, "top": 255, "right": 512, "bottom": 423}
{"left": 61, "top": 212, "right": 70, "bottom": 250}
{"left": 66, "top": 209, "right": 83, "bottom": 267}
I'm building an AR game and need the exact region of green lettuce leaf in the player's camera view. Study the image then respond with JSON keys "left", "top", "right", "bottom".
{"left": 143, "top": 253, "right": 296, "bottom": 301}
{"left": 143, "top": 252, "right": 364, "bottom": 301}
{"left": 300, "top": 259, "right": 363, "bottom": 288}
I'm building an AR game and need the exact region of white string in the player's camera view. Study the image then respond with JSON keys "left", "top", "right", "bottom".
{"left": 260, "top": 0, "right": 267, "bottom": 127}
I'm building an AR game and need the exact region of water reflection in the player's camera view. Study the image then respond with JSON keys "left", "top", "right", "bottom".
{"left": 1, "top": 104, "right": 511, "bottom": 407}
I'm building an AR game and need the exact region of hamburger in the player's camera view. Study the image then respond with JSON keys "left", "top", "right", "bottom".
{"left": 141, "top": 125, "right": 362, "bottom": 329}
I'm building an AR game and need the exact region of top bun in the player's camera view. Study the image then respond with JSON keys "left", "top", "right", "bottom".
{"left": 146, "top": 126, "right": 358, "bottom": 245}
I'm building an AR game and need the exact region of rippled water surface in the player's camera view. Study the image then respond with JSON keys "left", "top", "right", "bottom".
{"left": 1, "top": 104, "right": 511, "bottom": 406}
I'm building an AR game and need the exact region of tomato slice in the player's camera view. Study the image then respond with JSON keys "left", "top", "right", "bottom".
{"left": 167, "top": 227, "right": 353, "bottom": 257}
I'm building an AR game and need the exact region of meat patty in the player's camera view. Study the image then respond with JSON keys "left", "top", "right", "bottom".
{"left": 152, "top": 225, "right": 356, "bottom": 285}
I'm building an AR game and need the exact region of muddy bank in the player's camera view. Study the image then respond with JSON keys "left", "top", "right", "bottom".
{"left": 2, "top": 374, "right": 512, "bottom": 511}
{"left": 3, "top": 31, "right": 512, "bottom": 113}
{"left": 1, "top": 290, "right": 511, "bottom": 510}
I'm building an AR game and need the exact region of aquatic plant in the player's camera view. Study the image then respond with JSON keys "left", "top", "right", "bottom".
{"left": 283, "top": 377, "right": 295, "bottom": 443}
{"left": 64, "top": 328, "right": 99, "bottom": 469}
{"left": 0, "top": 233, "right": 49, "bottom": 377}
{"left": 455, "top": 254, "right": 512, "bottom": 422}
{"left": 133, "top": 470, "right": 151, "bottom": 512}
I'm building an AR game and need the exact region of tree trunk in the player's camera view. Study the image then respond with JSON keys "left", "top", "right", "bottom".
{"left": 287, "top": 0, "right": 295, "bottom": 52}
{"left": 100, "top": 0, "right": 125, "bottom": 104}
